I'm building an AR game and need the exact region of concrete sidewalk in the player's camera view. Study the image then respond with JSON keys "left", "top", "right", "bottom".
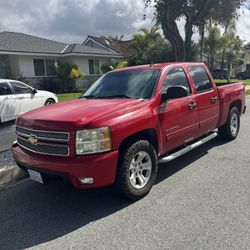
{"left": 0, "top": 150, "right": 28, "bottom": 190}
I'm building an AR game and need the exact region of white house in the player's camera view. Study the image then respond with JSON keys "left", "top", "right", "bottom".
{"left": 0, "top": 32, "right": 124, "bottom": 83}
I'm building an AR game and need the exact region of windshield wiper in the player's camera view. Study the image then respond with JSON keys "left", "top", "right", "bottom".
{"left": 81, "top": 95, "right": 96, "bottom": 99}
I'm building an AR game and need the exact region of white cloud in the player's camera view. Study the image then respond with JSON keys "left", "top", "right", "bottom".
{"left": 0, "top": 0, "right": 249, "bottom": 45}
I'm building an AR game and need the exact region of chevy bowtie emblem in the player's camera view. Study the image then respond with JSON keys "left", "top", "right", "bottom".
{"left": 28, "top": 135, "right": 38, "bottom": 145}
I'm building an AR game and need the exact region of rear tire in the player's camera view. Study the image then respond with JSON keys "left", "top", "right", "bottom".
{"left": 44, "top": 98, "right": 55, "bottom": 106}
{"left": 218, "top": 107, "right": 240, "bottom": 141}
{"left": 116, "top": 140, "right": 158, "bottom": 200}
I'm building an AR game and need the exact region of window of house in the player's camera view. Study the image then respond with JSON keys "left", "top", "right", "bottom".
{"left": 33, "top": 59, "right": 56, "bottom": 77}
{"left": 188, "top": 66, "right": 212, "bottom": 92}
{"left": 163, "top": 67, "right": 191, "bottom": 94}
{"left": 0, "top": 82, "right": 12, "bottom": 95}
{"left": 88, "top": 59, "right": 100, "bottom": 75}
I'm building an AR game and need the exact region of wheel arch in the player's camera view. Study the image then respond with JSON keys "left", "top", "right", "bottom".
{"left": 229, "top": 99, "right": 242, "bottom": 113}
{"left": 118, "top": 128, "right": 159, "bottom": 156}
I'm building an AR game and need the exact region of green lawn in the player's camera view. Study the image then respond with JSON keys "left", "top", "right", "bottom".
{"left": 215, "top": 79, "right": 250, "bottom": 85}
{"left": 57, "top": 92, "right": 82, "bottom": 102}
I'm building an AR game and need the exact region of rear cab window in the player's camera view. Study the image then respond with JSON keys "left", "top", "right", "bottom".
{"left": 162, "top": 67, "right": 191, "bottom": 94}
{"left": 188, "top": 66, "right": 213, "bottom": 93}
{"left": 0, "top": 82, "right": 12, "bottom": 95}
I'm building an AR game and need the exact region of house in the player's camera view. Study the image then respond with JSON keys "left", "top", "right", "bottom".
{"left": 83, "top": 35, "right": 135, "bottom": 61}
{"left": 0, "top": 31, "right": 124, "bottom": 88}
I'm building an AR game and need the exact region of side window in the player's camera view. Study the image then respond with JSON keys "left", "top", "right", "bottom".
{"left": 188, "top": 66, "right": 213, "bottom": 92}
{"left": 163, "top": 67, "right": 191, "bottom": 94}
{"left": 10, "top": 82, "right": 32, "bottom": 94}
{"left": 0, "top": 82, "right": 12, "bottom": 95}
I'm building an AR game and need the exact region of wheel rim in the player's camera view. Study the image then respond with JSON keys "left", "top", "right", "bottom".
{"left": 45, "top": 100, "right": 54, "bottom": 106}
{"left": 129, "top": 151, "right": 152, "bottom": 189}
{"left": 230, "top": 113, "right": 239, "bottom": 135}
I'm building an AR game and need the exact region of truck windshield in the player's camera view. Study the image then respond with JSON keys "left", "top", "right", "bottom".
{"left": 82, "top": 69, "right": 160, "bottom": 100}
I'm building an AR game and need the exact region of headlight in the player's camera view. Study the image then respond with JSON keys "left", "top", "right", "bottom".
{"left": 76, "top": 127, "right": 112, "bottom": 155}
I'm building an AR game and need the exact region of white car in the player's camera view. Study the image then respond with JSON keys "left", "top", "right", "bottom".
{"left": 0, "top": 79, "right": 58, "bottom": 123}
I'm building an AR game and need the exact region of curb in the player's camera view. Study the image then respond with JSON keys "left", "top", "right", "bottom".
{"left": 0, "top": 166, "right": 28, "bottom": 190}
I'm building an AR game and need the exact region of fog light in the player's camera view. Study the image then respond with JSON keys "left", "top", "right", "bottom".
{"left": 78, "top": 177, "right": 94, "bottom": 185}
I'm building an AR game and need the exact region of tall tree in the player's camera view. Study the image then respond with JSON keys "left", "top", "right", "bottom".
{"left": 145, "top": 0, "right": 246, "bottom": 61}
{"left": 204, "top": 27, "right": 222, "bottom": 70}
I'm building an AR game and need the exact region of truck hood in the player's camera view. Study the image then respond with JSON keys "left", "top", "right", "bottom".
{"left": 17, "top": 98, "right": 143, "bottom": 130}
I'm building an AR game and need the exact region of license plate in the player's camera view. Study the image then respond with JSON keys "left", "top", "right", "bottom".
{"left": 28, "top": 169, "right": 44, "bottom": 184}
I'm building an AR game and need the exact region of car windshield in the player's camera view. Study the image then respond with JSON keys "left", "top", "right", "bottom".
{"left": 82, "top": 69, "right": 160, "bottom": 100}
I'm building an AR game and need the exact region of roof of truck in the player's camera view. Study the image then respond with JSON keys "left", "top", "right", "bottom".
{"left": 114, "top": 62, "right": 205, "bottom": 72}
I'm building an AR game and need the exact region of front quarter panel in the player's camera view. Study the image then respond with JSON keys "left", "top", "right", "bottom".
{"left": 87, "top": 101, "right": 160, "bottom": 151}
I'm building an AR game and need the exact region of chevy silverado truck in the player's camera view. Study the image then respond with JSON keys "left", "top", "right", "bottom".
{"left": 12, "top": 63, "right": 246, "bottom": 199}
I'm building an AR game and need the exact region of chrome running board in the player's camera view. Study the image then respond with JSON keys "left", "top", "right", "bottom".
{"left": 159, "top": 132, "right": 218, "bottom": 163}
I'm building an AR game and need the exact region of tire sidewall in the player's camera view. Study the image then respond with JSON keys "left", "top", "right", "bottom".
{"left": 228, "top": 107, "right": 240, "bottom": 139}
{"left": 117, "top": 140, "right": 158, "bottom": 199}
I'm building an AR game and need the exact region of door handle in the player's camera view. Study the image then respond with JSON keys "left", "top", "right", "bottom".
{"left": 211, "top": 96, "right": 218, "bottom": 103}
{"left": 19, "top": 97, "right": 25, "bottom": 100}
{"left": 188, "top": 102, "right": 197, "bottom": 110}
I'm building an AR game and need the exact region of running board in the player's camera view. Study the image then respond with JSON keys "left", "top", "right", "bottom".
{"left": 159, "top": 132, "right": 218, "bottom": 163}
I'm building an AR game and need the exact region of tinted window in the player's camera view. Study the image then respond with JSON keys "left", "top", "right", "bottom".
{"left": 83, "top": 69, "right": 160, "bottom": 99}
{"left": 10, "top": 82, "right": 32, "bottom": 94}
{"left": 163, "top": 67, "right": 191, "bottom": 94}
{"left": 88, "top": 59, "right": 100, "bottom": 75}
{"left": 34, "top": 59, "right": 45, "bottom": 76}
{"left": 45, "top": 59, "right": 56, "bottom": 76}
{"left": 0, "top": 82, "right": 12, "bottom": 95}
{"left": 188, "top": 66, "right": 212, "bottom": 92}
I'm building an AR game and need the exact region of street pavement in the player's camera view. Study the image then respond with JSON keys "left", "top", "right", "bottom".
{"left": 0, "top": 121, "right": 16, "bottom": 152}
{"left": 0, "top": 99, "right": 249, "bottom": 250}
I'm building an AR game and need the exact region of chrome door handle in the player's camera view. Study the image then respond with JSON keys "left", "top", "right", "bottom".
{"left": 188, "top": 102, "right": 197, "bottom": 110}
{"left": 19, "top": 97, "right": 25, "bottom": 100}
{"left": 211, "top": 96, "right": 218, "bottom": 103}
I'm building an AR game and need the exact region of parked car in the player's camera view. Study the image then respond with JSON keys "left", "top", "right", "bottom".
{"left": 0, "top": 79, "right": 58, "bottom": 123}
{"left": 236, "top": 69, "right": 250, "bottom": 80}
{"left": 211, "top": 69, "right": 228, "bottom": 79}
{"left": 12, "top": 63, "right": 246, "bottom": 200}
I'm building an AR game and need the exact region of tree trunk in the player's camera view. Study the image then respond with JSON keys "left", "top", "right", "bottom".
{"left": 199, "top": 22, "right": 205, "bottom": 62}
{"left": 162, "top": 12, "right": 185, "bottom": 61}
{"left": 185, "top": 21, "right": 194, "bottom": 61}
{"left": 227, "top": 61, "right": 232, "bottom": 83}
{"left": 220, "top": 50, "right": 225, "bottom": 79}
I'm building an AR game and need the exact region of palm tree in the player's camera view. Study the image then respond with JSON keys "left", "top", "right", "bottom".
{"left": 133, "top": 26, "right": 161, "bottom": 47}
{"left": 204, "top": 27, "right": 222, "bottom": 70}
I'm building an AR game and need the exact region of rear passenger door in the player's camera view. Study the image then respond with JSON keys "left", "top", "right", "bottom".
{"left": 159, "top": 67, "right": 199, "bottom": 153}
{"left": 0, "top": 81, "right": 21, "bottom": 122}
{"left": 187, "top": 66, "right": 219, "bottom": 135}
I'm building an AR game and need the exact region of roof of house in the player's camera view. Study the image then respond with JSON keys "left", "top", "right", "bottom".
{"left": 83, "top": 36, "right": 136, "bottom": 58}
{"left": 0, "top": 31, "right": 122, "bottom": 57}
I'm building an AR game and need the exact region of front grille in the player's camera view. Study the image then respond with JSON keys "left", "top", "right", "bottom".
{"left": 16, "top": 126, "right": 70, "bottom": 156}
{"left": 16, "top": 126, "right": 69, "bottom": 142}
{"left": 17, "top": 137, "right": 69, "bottom": 156}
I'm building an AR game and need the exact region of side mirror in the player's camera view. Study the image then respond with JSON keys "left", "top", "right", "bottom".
{"left": 32, "top": 89, "right": 37, "bottom": 94}
{"left": 161, "top": 86, "right": 189, "bottom": 102}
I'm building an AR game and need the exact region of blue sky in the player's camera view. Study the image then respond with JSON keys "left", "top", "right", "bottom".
{"left": 0, "top": 0, "right": 249, "bottom": 44}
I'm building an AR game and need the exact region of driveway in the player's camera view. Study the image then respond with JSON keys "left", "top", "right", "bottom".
{"left": 0, "top": 121, "right": 16, "bottom": 152}
{"left": 0, "top": 99, "right": 249, "bottom": 250}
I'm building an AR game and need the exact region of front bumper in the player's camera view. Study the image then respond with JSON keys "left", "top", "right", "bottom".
{"left": 12, "top": 143, "right": 119, "bottom": 188}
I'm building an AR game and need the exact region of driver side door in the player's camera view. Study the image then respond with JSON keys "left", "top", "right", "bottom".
{"left": 158, "top": 67, "right": 200, "bottom": 154}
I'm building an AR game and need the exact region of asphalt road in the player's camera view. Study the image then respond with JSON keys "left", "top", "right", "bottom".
{"left": 0, "top": 99, "right": 249, "bottom": 250}
{"left": 0, "top": 121, "right": 16, "bottom": 152}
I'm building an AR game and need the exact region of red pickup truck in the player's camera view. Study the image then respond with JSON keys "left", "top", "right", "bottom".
{"left": 12, "top": 63, "right": 246, "bottom": 199}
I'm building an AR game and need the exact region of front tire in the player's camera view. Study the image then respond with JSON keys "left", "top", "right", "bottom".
{"left": 116, "top": 140, "right": 158, "bottom": 200}
{"left": 218, "top": 107, "right": 240, "bottom": 141}
{"left": 44, "top": 98, "right": 55, "bottom": 106}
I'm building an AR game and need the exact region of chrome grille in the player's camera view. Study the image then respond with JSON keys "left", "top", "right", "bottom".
{"left": 16, "top": 126, "right": 69, "bottom": 156}
{"left": 17, "top": 137, "right": 69, "bottom": 156}
{"left": 16, "top": 126, "right": 69, "bottom": 142}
